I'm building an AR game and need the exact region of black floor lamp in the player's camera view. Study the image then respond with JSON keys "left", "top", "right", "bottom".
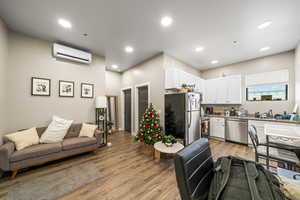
{"left": 95, "top": 96, "right": 108, "bottom": 146}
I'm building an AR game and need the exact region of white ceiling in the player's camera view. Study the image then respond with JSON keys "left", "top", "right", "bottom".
{"left": 0, "top": 0, "right": 300, "bottom": 72}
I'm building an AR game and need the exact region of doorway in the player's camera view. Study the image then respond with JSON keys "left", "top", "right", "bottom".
{"left": 123, "top": 89, "right": 132, "bottom": 133}
{"left": 135, "top": 83, "right": 150, "bottom": 133}
{"left": 106, "top": 96, "right": 118, "bottom": 131}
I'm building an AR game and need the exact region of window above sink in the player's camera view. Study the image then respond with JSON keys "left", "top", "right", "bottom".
{"left": 246, "top": 84, "right": 288, "bottom": 101}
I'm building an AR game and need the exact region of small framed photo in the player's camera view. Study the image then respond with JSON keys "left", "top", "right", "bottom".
{"left": 59, "top": 80, "right": 74, "bottom": 97}
{"left": 31, "top": 77, "right": 51, "bottom": 96}
{"left": 81, "top": 83, "right": 94, "bottom": 98}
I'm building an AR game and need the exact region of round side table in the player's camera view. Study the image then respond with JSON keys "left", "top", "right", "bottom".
{"left": 153, "top": 141, "right": 184, "bottom": 160}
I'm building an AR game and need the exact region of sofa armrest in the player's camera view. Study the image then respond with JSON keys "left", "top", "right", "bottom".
{"left": 0, "top": 142, "right": 15, "bottom": 171}
{"left": 95, "top": 129, "right": 104, "bottom": 146}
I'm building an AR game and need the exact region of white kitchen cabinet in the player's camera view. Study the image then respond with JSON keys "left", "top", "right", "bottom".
{"left": 202, "top": 75, "right": 242, "bottom": 104}
{"left": 248, "top": 120, "right": 299, "bottom": 146}
{"left": 216, "top": 78, "right": 228, "bottom": 104}
{"left": 165, "top": 68, "right": 181, "bottom": 89}
{"left": 203, "top": 79, "right": 217, "bottom": 104}
{"left": 248, "top": 120, "right": 266, "bottom": 145}
{"left": 210, "top": 117, "right": 225, "bottom": 139}
{"left": 226, "top": 75, "right": 242, "bottom": 104}
{"left": 165, "top": 68, "right": 204, "bottom": 93}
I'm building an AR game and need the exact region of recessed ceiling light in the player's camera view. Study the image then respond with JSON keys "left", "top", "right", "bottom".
{"left": 112, "top": 64, "right": 119, "bottom": 69}
{"left": 211, "top": 60, "right": 219, "bottom": 64}
{"left": 258, "top": 21, "right": 272, "bottom": 29}
{"left": 195, "top": 46, "right": 205, "bottom": 52}
{"left": 58, "top": 18, "right": 72, "bottom": 29}
{"left": 260, "top": 46, "right": 270, "bottom": 52}
{"left": 124, "top": 46, "right": 134, "bottom": 53}
{"left": 161, "top": 16, "right": 173, "bottom": 27}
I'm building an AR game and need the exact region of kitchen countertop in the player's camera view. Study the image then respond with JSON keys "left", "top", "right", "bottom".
{"left": 203, "top": 114, "right": 300, "bottom": 124}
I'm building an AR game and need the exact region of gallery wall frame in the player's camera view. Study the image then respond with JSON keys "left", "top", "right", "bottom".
{"left": 81, "top": 83, "right": 94, "bottom": 98}
{"left": 59, "top": 80, "right": 75, "bottom": 97}
{"left": 31, "top": 77, "right": 51, "bottom": 96}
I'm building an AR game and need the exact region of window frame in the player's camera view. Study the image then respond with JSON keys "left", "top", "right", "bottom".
{"left": 246, "top": 84, "right": 288, "bottom": 102}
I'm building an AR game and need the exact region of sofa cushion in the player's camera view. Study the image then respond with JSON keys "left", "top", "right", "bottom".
{"left": 40, "top": 116, "right": 73, "bottom": 144}
{"left": 10, "top": 143, "right": 62, "bottom": 162}
{"left": 5, "top": 127, "right": 40, "bottom": 151}
{"left": 79, "top": 123, "right": 97, "bottom": 138}
{"left": 62, "top": 137, "right": 97, "bottom": 151}
{"left": 65, "top": 124, "right": 82, "bottom": 138}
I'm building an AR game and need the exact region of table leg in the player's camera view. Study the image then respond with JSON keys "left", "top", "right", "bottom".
{"left": 266, "top": 135, "right": 270, "bottom": 169}
{"left": 154, "top": 150, "right": 160, "bottom": 160}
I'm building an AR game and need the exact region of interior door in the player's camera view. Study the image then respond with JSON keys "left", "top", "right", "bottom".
{"left": 124, "top": 89, "right": 132, "bottom": 132}
{"left": 138, "top": 86, "right": 149, "bottom": 129}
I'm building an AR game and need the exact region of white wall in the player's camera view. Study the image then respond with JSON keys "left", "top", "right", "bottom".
{"left": 121, "top": 54, "right": 165, "bottom": 133}
{"left": 295, "top": 43, "right": 300, "bottom": 109}
{"left": 201, "top": 51, "right": 295, "bottom": 114}
{"left": 163, "top": 54, "right": 202, "bottom": 77}
{"left": 6, "top": 31, "right": 106, "bottom": 132}
{"left": 0, "top": 18, "right": 8, "bottom": 144}
{"left": 120, "top": 53, "right": 202, "bottom": 133}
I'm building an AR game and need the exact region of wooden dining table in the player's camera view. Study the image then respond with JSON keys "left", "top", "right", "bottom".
{"left": 264, "top": 124, "right": 300, "bottom": 169}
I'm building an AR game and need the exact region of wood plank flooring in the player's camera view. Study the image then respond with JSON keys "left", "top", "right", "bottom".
{"left": 0, "top": 132, "right": 254, "bottom": 200}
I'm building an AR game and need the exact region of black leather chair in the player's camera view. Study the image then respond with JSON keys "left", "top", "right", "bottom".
{"left": 174, "top": 138, "right": 214, "bottom": 200}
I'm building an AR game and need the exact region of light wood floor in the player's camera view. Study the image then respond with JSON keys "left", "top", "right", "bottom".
{"left": 0, "top": 132, "right": 255, "bottom": 200}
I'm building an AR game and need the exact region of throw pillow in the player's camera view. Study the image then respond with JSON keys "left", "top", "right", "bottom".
{"left": 40, "top": 116, "right": 73, "bottom": 143}
{"left": 79, "top": 123, "right": 97, "bottom": 138}
{"left": 5, "top": 127, "right": 39, "bottom": 151}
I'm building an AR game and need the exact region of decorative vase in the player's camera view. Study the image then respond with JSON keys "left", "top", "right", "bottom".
{"left": 164, "top": 142, "right": 173, "bottom": 147}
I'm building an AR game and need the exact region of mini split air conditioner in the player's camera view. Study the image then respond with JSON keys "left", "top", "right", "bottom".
{"left": 53, "top": 43, "right": 92, "bottom": 64}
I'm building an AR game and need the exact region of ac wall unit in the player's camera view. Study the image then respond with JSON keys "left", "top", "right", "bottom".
{"left": 53, "top": 43, "right": 92, "bottom": 64}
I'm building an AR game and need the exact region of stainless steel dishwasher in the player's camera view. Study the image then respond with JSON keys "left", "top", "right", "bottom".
{"left": 225, "top": 119, "right": 248, "bottom": 144}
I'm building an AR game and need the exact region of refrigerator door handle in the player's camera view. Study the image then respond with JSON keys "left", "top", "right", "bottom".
{"left": 188, "top": 96, "right": 192, "bottom": 128}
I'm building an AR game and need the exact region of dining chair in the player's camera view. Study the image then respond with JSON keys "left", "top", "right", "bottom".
{"left": 248, "top": 125, "right": 299, "bottom": 168}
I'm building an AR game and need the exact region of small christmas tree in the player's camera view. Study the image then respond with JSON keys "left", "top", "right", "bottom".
{"left": 135, "top": 103, "right": 164, "bottom": 145}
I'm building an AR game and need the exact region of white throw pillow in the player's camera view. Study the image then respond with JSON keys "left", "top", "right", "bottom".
{"left": 40, "top": 116, "right": 73, "bottom": 143}
{"left": 79, "top": 123, "right": 97, "bottom": 138}
{"left": 5, "top": 127, "right": 39, "bottom": 151}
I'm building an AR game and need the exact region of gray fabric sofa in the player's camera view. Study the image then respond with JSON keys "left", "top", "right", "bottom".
{"left": 0, "top": 124, "right": 103, "bottom": 178}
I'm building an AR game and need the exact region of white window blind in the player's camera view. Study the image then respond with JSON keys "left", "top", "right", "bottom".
{"left": 245, "top": 69, "right": 289, "bottom": 86}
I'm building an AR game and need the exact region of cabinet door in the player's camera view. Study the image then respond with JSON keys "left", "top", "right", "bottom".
{"left": 210, "top": 117, "right": 225, "bottom": 139}
{"left": 203, "top": 79, "right": 217, "bottom": 104}
{"left": 248, "top": 120, "right": 266, "bottom": 145}
{"left": 195, "top": 77, "right": 204, "bottom": 93}
{"left": 216, "top": 78, "right": 228, "bottom": 104}
{"left": 180, "top": 71, "right": 190, "bottom": 87}
{"left": 165, "top": 68, "right": 181, "bottom": 89}
{"left": 226, "top": 75, "right": 242, "bottom": 104}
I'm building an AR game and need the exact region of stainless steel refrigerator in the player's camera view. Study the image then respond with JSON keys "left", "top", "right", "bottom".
{"left": 165, "top": 92, "right": 202, "bottom": 145}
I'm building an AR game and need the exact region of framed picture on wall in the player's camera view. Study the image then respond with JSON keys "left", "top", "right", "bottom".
{"left": 59, "top": 80, "right": 74, "bottom": 97}
{"left": 31, "top": 77, "right": 51, "bottom": 96}
{"left": 81, "top": 83, "right": 94, "bottom": 98}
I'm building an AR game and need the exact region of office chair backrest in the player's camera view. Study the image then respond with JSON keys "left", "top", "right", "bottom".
{"left": 174, "top": 138, "right": 214, "bottom": 200}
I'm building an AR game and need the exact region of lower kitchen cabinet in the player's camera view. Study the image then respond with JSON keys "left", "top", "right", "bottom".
{"left": 210, "top": 117, "right": 225, "bottom": 140}
{"left": 248, "top": 120, "right": 298, "bottom": 146}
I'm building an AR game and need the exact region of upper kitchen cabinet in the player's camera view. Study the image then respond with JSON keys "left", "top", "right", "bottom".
{"left": 226, "top": 75, "right": 242, "bottom": 104}
{"left": 203, "top": 79, "right": 217, "bottom": 104}
{"left": 202, "top": 75, "right": 242, "bottom": 104}
{"left": 165, "top": 68, "right": 204, "bottom": 93}
{"left": 165, "top": 68, "right": 181, "bottom": 89}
